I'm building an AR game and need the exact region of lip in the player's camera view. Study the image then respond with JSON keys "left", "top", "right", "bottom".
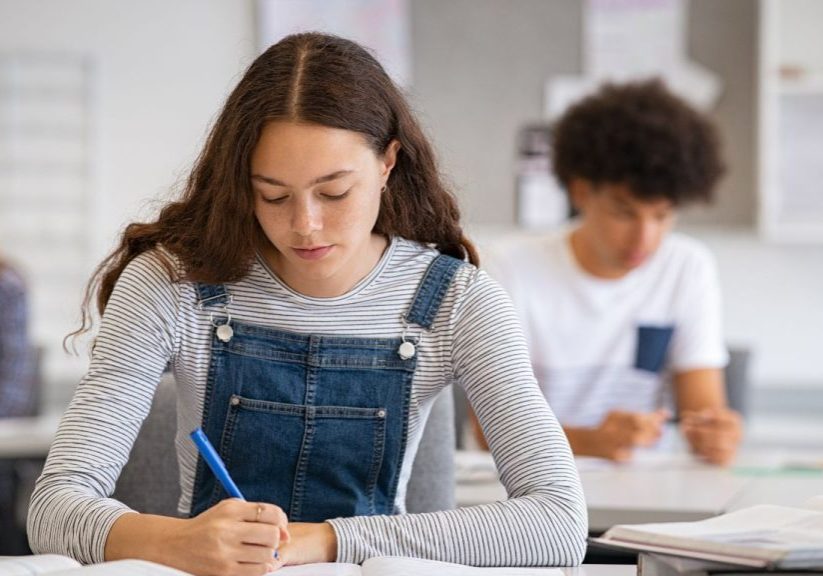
{"left": 292, "top": 245, "right": 334, "bottom": 261}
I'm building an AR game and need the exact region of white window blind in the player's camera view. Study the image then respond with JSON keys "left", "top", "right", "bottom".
{"left": 0, "top": 53, "right": 96, "bottom": 403}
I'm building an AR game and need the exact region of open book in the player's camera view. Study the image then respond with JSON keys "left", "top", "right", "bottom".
{"left": 276, "top": 556, "right": 564, "bottom": 575}
{"left": 590, "top": 504, "right": 823, "bottom": 569}
{"left": 0, "top": 555, "right": 190, "bottom": 575}
{"left": 0, "top": 555, "right": 563, "bottom": 576}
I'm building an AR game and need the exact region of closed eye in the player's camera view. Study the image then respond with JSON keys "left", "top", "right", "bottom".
{"left": 321, "top": 188, "right": 352, "bottom": 200}
{"left": 261, "top": 195, "right": 288, "bottom": 205}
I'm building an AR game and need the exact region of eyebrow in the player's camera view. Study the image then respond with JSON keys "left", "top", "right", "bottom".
{"left": 251, "top": 170, "right": 354, "bottom": 187}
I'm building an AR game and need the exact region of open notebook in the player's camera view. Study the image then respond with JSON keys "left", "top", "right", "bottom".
{"left": 0, "top": 555, "right": 563, "bottom": 576}
{"left": 590, "top": 503, "right": 823, "bottom": 569}
{"left": 276, "top": 556, "right": 564, "bottom": 575}
{"left": 0, "top": 555, "right": 189, "bottom": 575}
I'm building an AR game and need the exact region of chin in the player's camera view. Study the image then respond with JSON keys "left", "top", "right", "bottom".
{"left": 623, "top": 257, "right": 648, "bottom": 270}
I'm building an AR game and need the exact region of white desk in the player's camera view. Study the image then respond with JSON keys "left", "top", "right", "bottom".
{"left": 456, "top": 441, "right": 823, "bottom": 532}
{"left": 0, "top": 412, "right": 61, "bottom": 458}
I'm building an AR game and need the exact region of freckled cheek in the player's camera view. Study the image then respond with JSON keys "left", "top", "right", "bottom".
{"left": 337, "top": 194, "right": 381, "bottom": 232}
{"left": 254, "top": 208, "right": 291, "bottom": 244}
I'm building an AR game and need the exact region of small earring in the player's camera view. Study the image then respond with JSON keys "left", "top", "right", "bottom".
{"left": 381, "top": 185, "right": 387, "bottom": 193}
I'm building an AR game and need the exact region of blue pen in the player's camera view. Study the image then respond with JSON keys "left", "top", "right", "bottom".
{"left": 190, "top": 428, "right": 279, "bottom": 560}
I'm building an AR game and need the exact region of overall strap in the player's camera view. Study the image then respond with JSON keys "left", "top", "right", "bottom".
{"left": 195, "top": 283, "right": 231, "bottom": 309}
{"left": 403, "top": 254, "right": 465, "bottom": 329}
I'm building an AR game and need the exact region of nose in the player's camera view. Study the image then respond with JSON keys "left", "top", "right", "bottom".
{"left": 629, "top": 218, "right": 660, "bottom": 253}
{"left": 291, "top": 197, "right": 322, "bottom": 237}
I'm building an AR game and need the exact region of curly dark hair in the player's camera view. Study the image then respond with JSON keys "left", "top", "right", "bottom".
{"left": 551, "top": 79, "right": 724, "bottom": 205}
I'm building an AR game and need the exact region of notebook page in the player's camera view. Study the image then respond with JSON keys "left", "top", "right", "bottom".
{"left": 362, "top": 556, "right": 564, "bottom": 576}
{"left": 48, "top": 560, "right": 192, "bottom": 575}
{"left": 609, "top": 504, "right": 823, "bottom": 547}
{"left": 0, "top": 555, "right": 81, "bottom": 575}
{"left": 273, "top": 563, "right": 361, "bottom": 576}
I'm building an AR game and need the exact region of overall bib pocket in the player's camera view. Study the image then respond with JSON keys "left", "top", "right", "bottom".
{"left": 214, "top": 395, "right": 388, "bottom": 521}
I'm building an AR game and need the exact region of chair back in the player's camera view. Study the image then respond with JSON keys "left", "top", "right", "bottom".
{"left": 113, "top": 373, "right": 181, "bottom": 516}
{"left": 725, "top": 346, "right": 752, "bottom": 419}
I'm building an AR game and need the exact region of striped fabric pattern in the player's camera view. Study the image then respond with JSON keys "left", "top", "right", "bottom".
{"left": 28, "top": 237, "right": 587, "bottom": 566}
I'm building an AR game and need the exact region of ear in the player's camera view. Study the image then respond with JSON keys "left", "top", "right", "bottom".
{"left": 380, "top": 139, "right": 401, "bottom": 182}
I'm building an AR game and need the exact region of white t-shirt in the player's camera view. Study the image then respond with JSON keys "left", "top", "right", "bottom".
{"left": 485, "top": 227, "right": 728, "bottom": 428}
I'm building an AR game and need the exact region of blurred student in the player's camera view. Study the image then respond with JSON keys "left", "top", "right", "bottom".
{"left": 0, "top": 255, "right": 34, "bottom": 418}
{"left": 478, "top": 80, "right": 742, "bottom": 465}
{"left": 0, "top": 254, "right": 35, "bottom": 554}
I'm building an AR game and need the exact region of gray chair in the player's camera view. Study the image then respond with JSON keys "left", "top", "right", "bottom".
{"left": 724, "top": 346, "right": 751, "bottom": 419}
{"left": 114, "top": 376, "right": 456, "bottom": 516}
{"left": 113, "top": 373, "right": 182, "bottom": 516}
{"left": 405, "top": 386, "right": 456, "bottom": 513}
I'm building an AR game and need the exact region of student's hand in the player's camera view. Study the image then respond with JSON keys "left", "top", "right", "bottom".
{"left": 275, "top": 522, "right": 337, "bottom": 567}
{"left": 591, "top": 409, "right": 670, "bottom": 461}
{"left": 600, "top": 409, "right": 669, "bottom": 445}
{"left": 680, "top": 407, "right": 742, "bottom": 466}
{"left": 169, "top": 499, "right": 289, "bottom": 576}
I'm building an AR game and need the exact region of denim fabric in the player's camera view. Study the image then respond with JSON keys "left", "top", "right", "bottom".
{"left": 190, "top": 254, "right": 464, "bottom": 521}
{"left": 634, "top": 325, "right": 675, "bottom": 373}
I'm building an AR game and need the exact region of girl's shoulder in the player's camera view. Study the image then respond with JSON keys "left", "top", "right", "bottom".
{"left": 124, "top": 246, "right": 186, "bottom": 285}
{"left": 113, "top": 247, "right": 192, "bottom": 308}
{"left": 391, "top": 237, "right": 484, "bottom": 289}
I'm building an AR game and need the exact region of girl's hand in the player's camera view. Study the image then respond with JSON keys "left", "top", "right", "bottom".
{"left": 107, "top": 499, "right": 290, "bottom": 576}
{"left": 173, "top": 499, "right": 290, "bottom": 576}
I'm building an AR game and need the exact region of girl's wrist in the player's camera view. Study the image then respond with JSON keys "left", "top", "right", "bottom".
{"left": 320, "top": 522, "right": 338, "bottom": 562}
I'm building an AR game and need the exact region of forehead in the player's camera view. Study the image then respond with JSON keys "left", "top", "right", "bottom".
{"left": 600, "top": 183, "right": 674, "bottom": 211}
{"left": 252, "top": 121, "right": 374, "bottom": 167}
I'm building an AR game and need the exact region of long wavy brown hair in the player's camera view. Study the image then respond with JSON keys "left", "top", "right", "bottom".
{"left": 70, "top": 32, "right": 477, "bottom": 344}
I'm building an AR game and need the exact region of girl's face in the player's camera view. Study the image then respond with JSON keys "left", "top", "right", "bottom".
{"left": 251, "top": 121, "right": 399, "bottom": 298}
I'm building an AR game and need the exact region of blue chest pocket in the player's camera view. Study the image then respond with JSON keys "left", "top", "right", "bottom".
{"left": 634, "top": 325, "right": 675, "bottom": 373}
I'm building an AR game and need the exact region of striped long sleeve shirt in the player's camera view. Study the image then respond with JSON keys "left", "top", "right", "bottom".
{"left": 28, "top": 237, "right": 587, "bottom": 566}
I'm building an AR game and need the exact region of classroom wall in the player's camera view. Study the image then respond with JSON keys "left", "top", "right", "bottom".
{"left": 409, "top": 0, "right": 582, "bottom": 224}
{"left": 0, "top": 0, "right": 256, "bottom": 261}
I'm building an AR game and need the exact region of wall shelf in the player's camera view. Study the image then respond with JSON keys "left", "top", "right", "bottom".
{"left": 758, "top": 0, "right": 823, "bottom": 243}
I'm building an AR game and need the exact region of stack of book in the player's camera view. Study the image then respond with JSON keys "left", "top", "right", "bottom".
{"left": 590, "top": 502, "right": 823, "bottom": 576}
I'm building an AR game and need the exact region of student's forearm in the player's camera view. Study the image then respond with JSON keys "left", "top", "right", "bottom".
{"left": 105, "top": 512, "right": 188, "bottom": 565}
{"left": 562, "top": 426, "right": 598, "bottom": 456}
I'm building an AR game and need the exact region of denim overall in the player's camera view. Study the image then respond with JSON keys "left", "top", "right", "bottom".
{"left": 189, "top": 254, "right": 464, "bottom": 522}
